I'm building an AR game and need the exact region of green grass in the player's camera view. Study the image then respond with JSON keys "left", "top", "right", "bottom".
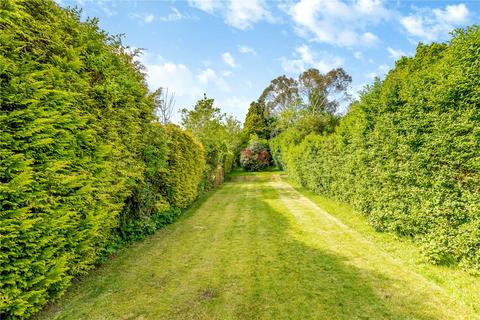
{"left": 284, "top": 175, "right": 480, "bottom": 316}
{"left": 37, "top": 173, "right": 479, "bottom": 319}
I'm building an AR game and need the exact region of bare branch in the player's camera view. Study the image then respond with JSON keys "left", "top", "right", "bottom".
{"left": 153, "top": 87, "right": 176, "bottom": 125}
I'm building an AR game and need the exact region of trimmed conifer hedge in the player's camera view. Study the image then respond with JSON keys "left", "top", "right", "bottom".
{"left": 161, "top": 125, "right": 206, "bottom": 209}
{"left": 0, "top": 1, "right": 207, "bottom": 318}
{"left": 272, "top": 26, "right": 480, "bottom": 273}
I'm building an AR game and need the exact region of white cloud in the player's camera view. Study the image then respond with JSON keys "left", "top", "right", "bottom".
{"left": 187, "top": 0, "right": 221, "bottom": 13}
{"left": 226, "top": 0, "right": 273, "bottom": 30}
{"left": 296, "top": 44, "right": 315, "bottom": 64}
{"left": 146, "top": 61, "right": 202, "bottom": 98}
{"left": 286, "top": 0, "right": 390, "bottom": 47}
{"left": 387, "top": 46, "right": 405, "bottom": 59}
{"left": 238, "top": 45, "right": 257, "bottom": 55}
{"left": 188, "top": 0, "right": 273, "bottom": 30}
{"left": 131, "top": 13, "right": 155, "bottom": 24}
{"left": 139, "top": 53, "right": 231, "bottom": 98}
{"left": 362, "top": 32, "right": 379, "bottom": 44}
{"left": 433, "top": 4, "right": 469, "bottom": 24}
{"left": 222, "top": 52, "right": 239, "bottom": 68}
{"left": 137, "top": 52, "right": 239, "bottom": 123}
{"left": 280, "top": 44, "right": 344, "bottom": 74}
{"left": 159, "top": 8, "right": 196, "bottom": 22}
{"left": 197, "top": 68, "right": 231, "bottom": 92}
{"left": 216, "top": 96, "right": 252, "bottom": 119}
{"left": 400, "top": 3, "right": 470, "bottom": 42}
{"left": 144, "top": 14, "right": 154, "bottom": 23}
{"left": 222, "top": 70, "right": 233, "bottom": 77}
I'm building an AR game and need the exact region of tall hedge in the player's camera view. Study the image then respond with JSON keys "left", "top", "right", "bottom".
{"left": 0, "top": 0, "right": 155, "bottom": 317}
{"left": 274, "top": 26, "right": 480, "bottom": 272}
{"left": 115, "top": 123, "right": 171, "bottom": 243}
{"left": 161, "top": 125, "right": 205, "bottom": 209}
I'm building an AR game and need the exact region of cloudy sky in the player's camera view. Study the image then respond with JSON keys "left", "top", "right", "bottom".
{"left": 57, "top": 0, "right": 479, "bottom": 123}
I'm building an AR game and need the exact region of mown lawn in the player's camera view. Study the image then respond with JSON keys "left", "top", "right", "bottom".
{"left": 38, "top": 173, "right": 479, "bottom": 319}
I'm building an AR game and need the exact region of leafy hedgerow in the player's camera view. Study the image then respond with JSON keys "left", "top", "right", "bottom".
{"left": 0, "top": 1, "right": 206, "bottom": 318}
{"left": 274, "top": 26, "right": 480, "bottom": 273}
{"left": 161, "top": 125, "right": 206, "bottom": 209}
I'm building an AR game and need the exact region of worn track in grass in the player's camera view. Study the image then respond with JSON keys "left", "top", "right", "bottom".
{"left": 38, "top": 173, "right": 478, "bottom": 320}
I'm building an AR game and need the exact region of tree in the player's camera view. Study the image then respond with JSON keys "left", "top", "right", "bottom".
{"left": 259, "top": 68, "right": 351, "bottom": 116}
{"left": 260, "top": 68, "right": 352, "bottom": 136}
{"left": 259, "top": 75, "right": 300, "bottom": 116}
{"left": 298, "top": 68, "right": 352, "bottom": 114}
{"left": 243, "top": 101, "right": 270, "bottom": 140}
{"left": 223, "top": 115, "right": 243, "bottom": 153}
{"left": 181, "top": 95, "right": 236, "bottom": 189}
{"left": 181, "top": 94, "right": 224, "bottom": 142}
{"left": 153, "top": 87, "right": 176, "bottom": 125}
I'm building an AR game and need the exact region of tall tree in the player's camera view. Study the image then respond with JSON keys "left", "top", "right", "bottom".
{"left": 260, "top": 68, "right": 351, "bottom": 136}
{"left": 181, "top": 94, "right": 224, "bottom": 142}
{"left": 181, "top": 95, "right": 240, "bottom": 188}
{"left": 243, "top": 101, "right": 270, "bottom": 140}
{"left": 298, "top": 68, "right": 352, "bottom": 114}
{"left": 258, "top": 75, "right": 300, "bottom": 116}
{"left": 259, "top": 68, "right": 351, "bottom": 116}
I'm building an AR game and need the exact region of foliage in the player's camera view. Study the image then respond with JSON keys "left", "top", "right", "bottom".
{"left": 0, "top": 1, "right": 156, "bottom": 317}
{"left": 259, "top": 68, "right": 351, "bottom": 118}
{"left": 240, "top": 135, "right": 271, "bottom": 172}
{"left": 160, "top": 125, "right": 205, "bottom": 209}
{"left": 0, "top": 1, "right": 207, "bottom": 318}
{"left": 243, "top": 101, "right": 271, "bottom": 140}
{"left": 37, "top": 173, "right": 480, "bottom": 320}
{"left": 275, "top": 26, "right": 480, "bottom": 272}
{"left": 181, "top": 95, "right": 241, "bottom": 189}
{"left": 224, "top": 151, "right": 235, "bottom": 174}
{"left": 114, "top": 123, "right": 171, "bottom": 243}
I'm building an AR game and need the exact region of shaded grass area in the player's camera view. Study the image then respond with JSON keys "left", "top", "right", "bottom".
{"left": 37, "top": 173, "right": 478, "bottom": 319}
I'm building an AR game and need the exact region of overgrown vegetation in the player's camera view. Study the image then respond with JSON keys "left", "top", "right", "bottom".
{"left": 272, "top": 26, "right": 480, "bottom": 273}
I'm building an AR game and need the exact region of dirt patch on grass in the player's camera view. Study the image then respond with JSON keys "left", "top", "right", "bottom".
{"left": 199, "top": 287, "right": 218, "bottom": 300}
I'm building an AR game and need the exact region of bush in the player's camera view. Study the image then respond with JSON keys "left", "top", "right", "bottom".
{"left": 276, "top": 26, "right": 480, "bottom": 272}
{"left": 240, "top": 135, "right": 271, "bottom": 171}
{"left": 224, "top": 151, "right": 234, "bottom": 174}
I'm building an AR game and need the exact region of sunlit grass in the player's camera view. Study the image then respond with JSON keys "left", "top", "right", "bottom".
{"left": 37, "top": 173, "right": 479, "bottom": 319}
{"left": 286, "top": 175, "right": 480, "bottom": 316}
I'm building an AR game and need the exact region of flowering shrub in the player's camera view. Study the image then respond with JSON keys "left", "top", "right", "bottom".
{"left": 240, "top": 135, "right": 271, "bottom": 171}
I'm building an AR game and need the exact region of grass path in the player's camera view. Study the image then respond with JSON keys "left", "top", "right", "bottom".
{"left": 38, "top": 173, "right": 479, "bottom": 319}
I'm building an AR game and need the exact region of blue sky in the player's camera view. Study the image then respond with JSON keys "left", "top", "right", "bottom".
{"left": 57, "top": 0, "right": 479, "bottom": 123}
